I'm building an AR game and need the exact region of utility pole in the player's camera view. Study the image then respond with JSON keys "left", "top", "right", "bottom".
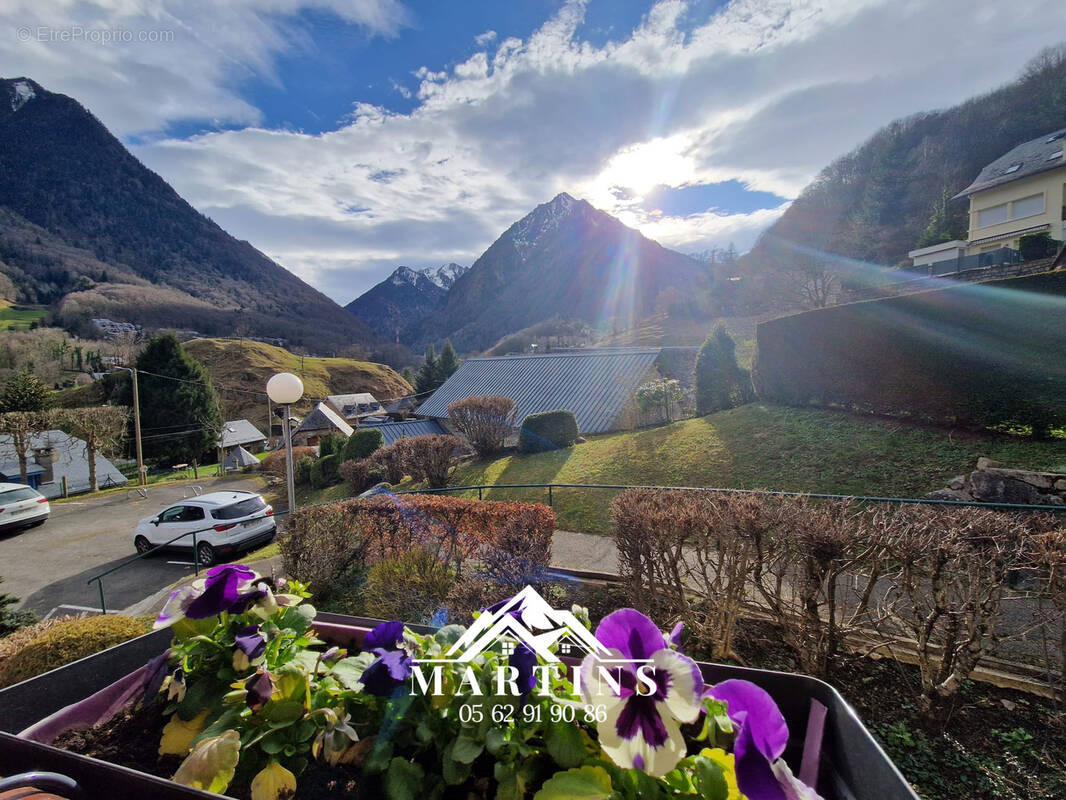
{"left": 113, "top": 366, "right": 146, "bottom": 486}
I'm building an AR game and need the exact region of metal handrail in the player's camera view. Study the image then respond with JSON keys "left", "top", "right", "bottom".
{"left": 86, "top": 512, "right": 276, "bottom": 613}
{"left": 394, "top": 482, "right": 1066, "bottom": 513}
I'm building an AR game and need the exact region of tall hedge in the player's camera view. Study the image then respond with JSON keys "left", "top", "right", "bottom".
{"left": 753, "top": 270, "right": 1066, "bottom": 435}
{"left": 519, "top": 409, "right": 579, "bottom": 453}
{"left": 343, "top": 428, "right": 385, "bottom": 462}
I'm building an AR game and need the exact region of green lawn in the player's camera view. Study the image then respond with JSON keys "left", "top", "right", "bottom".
{"left": 0, "top": 301, "right": 47, "bottom": 330}
{"left": 432, "top": 404, "right": 1066, "bottom": 532}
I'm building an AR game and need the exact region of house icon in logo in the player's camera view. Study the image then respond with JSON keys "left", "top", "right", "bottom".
{"left": 436, "top": 586, "right": 611, "bottom": 663}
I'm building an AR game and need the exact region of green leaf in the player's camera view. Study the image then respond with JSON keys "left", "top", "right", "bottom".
{"left": 259, "top": 700, "right": 305, "bottom": 725}
{"left": 365, "top": 736, "right": 395, "bottom": 775}
{"left": 176, "top": 679, "right": 220, "bottom": 721}
{"left": 485, "top": 727, "right": 508, "bottom": 755}
{"left": 171, "top": 730, "right": 240, "bottom": 793}
{"left": 331, "top": 653, "right": 376, "bottom": 690}
{"left": 694, "top": 755, "right": 730, "bottom": 800}
{"left": 533, "top": 766, "right": 613, "bottom": 800}
{"left": 441, "top": 740, "right": 471, "bottom": 786}
{"left": 545, "top": 720, "right": 586, "bottom": 769}
{"left": 452, "top": 733, "right": 485, "bottom": 764}
{"left": 259, "top": 735, "right": 286, "bottom": 755}
{"left": 384, "top": 757, "right": 425, "bottom": 800}
{"left": 434, "top": 624, "right": 466, "bottom": 647}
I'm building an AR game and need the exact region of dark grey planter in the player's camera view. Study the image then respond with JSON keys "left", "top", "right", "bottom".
{"left": 0, "top": 613, "right": 918, "bottom": 800}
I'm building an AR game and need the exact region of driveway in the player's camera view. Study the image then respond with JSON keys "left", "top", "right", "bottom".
{"left": 0, "top": 476, "right": 270, "bottom": 617}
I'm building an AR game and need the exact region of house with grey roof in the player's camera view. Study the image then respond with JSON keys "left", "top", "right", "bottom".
{"left": 291, "top": 402, "right": 354, "bottom": 447}
{"left": 219, "top": 419, "right": 267, "bottom": 452}
{"left": 0, "top": 430, "right": 128, "bottom": 497}
{"left": 415, "top": 348, "right": 667, "bottom": 434}
{"left": 953, "top": 129, "right": 1066, "bottom": 256}
{"left": 324, "top": 393, "right": 383, "bottom": 424}
{"left": 361, "top": 417, "right": 446, "bottom": 445}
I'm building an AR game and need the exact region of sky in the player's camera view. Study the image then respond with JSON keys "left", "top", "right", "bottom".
{"left": 3, "top": 0, "right": 1064, "bottom": 304}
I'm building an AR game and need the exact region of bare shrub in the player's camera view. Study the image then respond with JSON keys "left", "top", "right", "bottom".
{"left": 370, "top": 440, "right": 407, "bottom": 484}
{"left": 1031, "top": 526, "right": 1066, "bottom": 698}
{"left": 447, "top": 394, "right": 518, "bottom": 457}
{"left": 261, "top": 446, "right": 316, "bottom": 478}
{"left": 403, "top": 434, "right": 461, "bottom": 488}
{"left": 339, "top": 458, "right": 386, "bottom": 494}
{"left": 876, "top": 505, "right": 1033, "bottom": 710}
{"left": 362, "top": 548, "right": 456, "bottom": 624}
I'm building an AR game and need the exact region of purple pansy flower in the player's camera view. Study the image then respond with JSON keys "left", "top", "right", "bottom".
{"left": 510, "top": 642, "right": 537, "bottom": 698}
{"left": 363, "top": 620, "right": 404, "bottom": 651}
{"left": 183, "top": 565, "right": 258, "bottom": 620}
{"left": 579, "top": 609, "right": 704, "bottom": 777}
{"left": 246, "top": 669, "right": 274, "bottom": 711}
{"left": 359, "top": 648, "right": 414, "bottom": 696}
{"left": 233, "top": 624, "right": 267, "bottom": 670}
{"left": 707, "top": 680, "right": 823, "bottom": 800}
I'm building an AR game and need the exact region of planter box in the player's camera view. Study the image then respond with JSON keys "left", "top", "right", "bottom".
{"left": 0, "top": 613, "right": 918, "bottom": 800}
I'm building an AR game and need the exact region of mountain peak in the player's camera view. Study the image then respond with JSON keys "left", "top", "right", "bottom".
{"left": 509, "top": 193, "right": 589, "bottom": 260}
{"left": 3, "top": 78, "right": 39, "bottom": 113}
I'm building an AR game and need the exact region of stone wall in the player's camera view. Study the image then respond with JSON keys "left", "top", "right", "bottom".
{"left": 928, "top": 457, "right": 1065, "bottom": 506}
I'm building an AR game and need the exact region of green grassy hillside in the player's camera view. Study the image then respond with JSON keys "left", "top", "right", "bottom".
{"left": 428, "top": 404, "right": 1065, "bottom": 532}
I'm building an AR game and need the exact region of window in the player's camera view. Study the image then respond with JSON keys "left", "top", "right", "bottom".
{"left": 0, "top": 487, "right": 41, "bottom": 503}
{"left": 1002, "top": 162, "right": 1022, "bottom": 174}
{"left": 182, "top": 506, "right": 205, "bottom": 521}
{"left": 159, "top": 506, "right": 187, "bottom": 523}
{"left": 212, "top": 497, "right": 267, "bottom": 520}
{"left": 977, "top": 203, "right": 1008, "bottom": 227}
{"left": 1048, "top": 149, "right": 1064, "bottom": 162}
{"left": 1011, "top": 193, "right": 1045, "bottom": 219}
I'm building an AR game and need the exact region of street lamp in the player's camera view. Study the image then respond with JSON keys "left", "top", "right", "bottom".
{"left": 266, "top": 372, "right": 303, "bottom": 515}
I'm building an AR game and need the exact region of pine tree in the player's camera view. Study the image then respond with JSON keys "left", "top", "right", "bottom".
{"left": 695, "top": 324, "right": 753, "bottom": 415}
{"left": 0, "top": 369, "right": 52, "bottom": 413}
{"left": 415, "top": 344, "right": 439, "bottom": 394}
{"left": 128, "top": 334, "right": 222, "bottom": 465}
{"left": 434, "top": 340, "right": 461, "bottom": 387}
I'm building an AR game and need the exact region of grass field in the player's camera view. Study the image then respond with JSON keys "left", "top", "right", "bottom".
{"left": 414, "top": 404, "right": 1066, "bottom": 532}
{"left": 0, "top": 300, "right": 47, "bottom": 330}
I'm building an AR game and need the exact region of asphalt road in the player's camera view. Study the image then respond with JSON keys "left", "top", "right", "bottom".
{"left": 0, "top": 476, "right": 270, "bottom": 617}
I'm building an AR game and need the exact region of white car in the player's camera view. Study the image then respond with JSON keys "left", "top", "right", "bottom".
{"left": 0, "top": 482, "right": 50, "bottom": 534}
{"left": 134, "top": 490, "right": 275, "bottom": 566}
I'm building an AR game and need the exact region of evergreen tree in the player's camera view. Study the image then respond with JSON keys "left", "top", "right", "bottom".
{"left": 415, "top": 344, "right": 439, "bottom": 394}
{"left": 916, "top": 188, "right": 967, "bottom": 248}
{"left": 129, "top": 334, "right": 222, "bottom": 465}
{"left": 434, "top": 340, "right": 461, "bottom": 387}
{"left": 0, "top": 369, "right": 52, "bottom": 412}
{"left": 695, "top": 324, "right": 754, "bottom": 415}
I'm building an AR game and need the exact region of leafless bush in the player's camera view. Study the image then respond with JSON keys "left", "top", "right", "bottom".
{"left": 876, "top": 505, "right": 1032, "bottom": 710}
{"left": 403, "top": 434, "right": 461, "bottom": 488}
{"left": 1031, "top": 526, "right": 1066, "bottom": 698}
{"left": 369, "top": 440, "right": 407, "bottom": 484}
{"left": 447, "top": 395, "right": 518, "bottom": 457}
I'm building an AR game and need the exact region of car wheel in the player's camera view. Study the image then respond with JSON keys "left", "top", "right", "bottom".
{"left": 134, "top": 535, "right": 152, "bottom": 554}
{"left": 196, "top": 542, "right": 216, "bottom": 568}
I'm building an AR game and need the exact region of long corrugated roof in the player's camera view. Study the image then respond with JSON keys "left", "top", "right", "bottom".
{"left": 361, "top": 418, "right": 446, "bottom": 445}
{"left": 954, "top": 128, "right": 1066, "bottom": 198}
{"left": 415, "top": 348, "right": 660, "bottom": 433}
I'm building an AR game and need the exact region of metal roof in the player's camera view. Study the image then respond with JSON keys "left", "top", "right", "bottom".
{"left": 415, "top": 348, "right": 660, "bottom": 433}
{"left": 360, "top": 418, "right": 446, "bottom": 445}
{"left": 222, "top": 446, "right": 260, "bottom": 469}
{"left": 219, "top": 419, "right": 267, "bottom": 449}
{"left": 292, "top": 402, "right": 355, "bottom": 438}
{"left": 954, "top": 128, "right": 1066, "bottom": 198}
{"left": 325, "top": 393, "right": 382, "bottom": 419}
{"left": 0, "top": 430, "right": 127, "bottom": 498}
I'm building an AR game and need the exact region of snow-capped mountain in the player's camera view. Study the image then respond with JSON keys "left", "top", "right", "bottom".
{"left": 346, "top": 263, "right": 468, "bottom": 340}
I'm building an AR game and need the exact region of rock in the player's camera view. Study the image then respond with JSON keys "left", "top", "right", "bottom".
{"left": 976, "top": 457, "right": 1005, "bottom": 471}
{"left": 968, "top": 471, "right": 1046, "bottom": 504}
{"left": 1055, "top": 479, "right": 1066, "bottom": 492}
{"left": 947, "top": 475, "right": 966, "bottom": 491}
{"left": 1001, "top": 699, "right": 1017, "bottom": 712}
{"left": 1039, "top": 494, "right": 1065, "bottom": 506}
{"left": 926, "top": 489, "right": 971, "bottom": 502}
{"left": 983, "top": 467, "right": 1055, "bottom": 490}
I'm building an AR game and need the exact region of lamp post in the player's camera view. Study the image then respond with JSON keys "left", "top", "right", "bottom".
{"left": 266, "top": 372, "right": 303, "bottom": 515}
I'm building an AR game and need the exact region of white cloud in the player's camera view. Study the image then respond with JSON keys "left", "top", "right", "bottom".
{"left": 474, "top": 29, "right": 497, "bottom": 46}
{"left": 6, "top": 0, "right": 1065, "bottom": 303}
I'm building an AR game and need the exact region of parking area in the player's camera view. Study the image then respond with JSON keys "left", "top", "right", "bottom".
{"left": 0, "top": 476, "right": 272, "bottom": 617}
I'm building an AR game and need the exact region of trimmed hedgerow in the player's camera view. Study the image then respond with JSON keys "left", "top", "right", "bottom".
{"left": 342, "top": 428, "right": 385, "bottom": 462}
{"left": 261, "top": 446, "right": 316, "bottom": 477}
{"left": 310, "top": 453, "right": 341, "bottom": 487}
{"left": 279, "top": 495, "right": 554, "bottom": 594}
{"left": 339, "top": 458, "right": 387, "bottom": 494}
{"left": 518, "top": 409, "right": 579, "bottom": 453}
{"left": 0, "top": 615, "right": 149, "bottom": 688}
{"left": 362, "top": 548, "right": 456, "bottom": 624}
{"left": 753, "top": 270, "right": 1066, "bottom": 436}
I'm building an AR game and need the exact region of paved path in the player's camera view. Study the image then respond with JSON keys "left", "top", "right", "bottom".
{"left": 0, "top": 476, "right": 267, "bottom": 617}
{"left": 550, "top": 530, "right": 618, "bottom": 575}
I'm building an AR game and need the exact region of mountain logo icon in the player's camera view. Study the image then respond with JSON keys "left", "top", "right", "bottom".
{"left": 425, "top": 586, "right": 611, "bottom": 664}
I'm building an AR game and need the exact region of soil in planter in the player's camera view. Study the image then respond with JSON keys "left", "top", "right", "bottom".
{"left": 52, "top": 699, "right": 182, "bottom": 782}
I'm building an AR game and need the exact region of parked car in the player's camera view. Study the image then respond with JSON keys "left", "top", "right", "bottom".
{"left": 0, "top": 483, "right": 50, "bottom": 534}
{"left": 133, "top": 491, "right": 275, "bottom": 566}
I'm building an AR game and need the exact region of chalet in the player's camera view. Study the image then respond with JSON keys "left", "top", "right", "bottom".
{"left": 0, "top": 430, "right": 127, "bottom": 497}
{"left": 291, "top": 402, "right": 354, "bottom": 447}
{"left": 954, "top": 129, "right": 1066, "bottom": 255}
{"left": 324, "top": 393, "right": 383, "bottom": 425}
{"left": 218, "top": 419, "right": 267, "bottom": 453}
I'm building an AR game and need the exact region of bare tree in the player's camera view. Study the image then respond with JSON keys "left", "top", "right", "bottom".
{"left": 447, "top": 395, "right": 518, "bottom": 458}
{"left": 53, "top": 407, "right": 130, "bottom": 492}
{"left": 0, "top": 411, "right": 50, "bottom": 483}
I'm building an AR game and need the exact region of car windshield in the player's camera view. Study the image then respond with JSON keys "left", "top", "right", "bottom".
{"left": 0, "top": 487, "right": 41, "bottom": 503}
{"left": 212, "top": 497, "right": 266, "bottom": 520}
